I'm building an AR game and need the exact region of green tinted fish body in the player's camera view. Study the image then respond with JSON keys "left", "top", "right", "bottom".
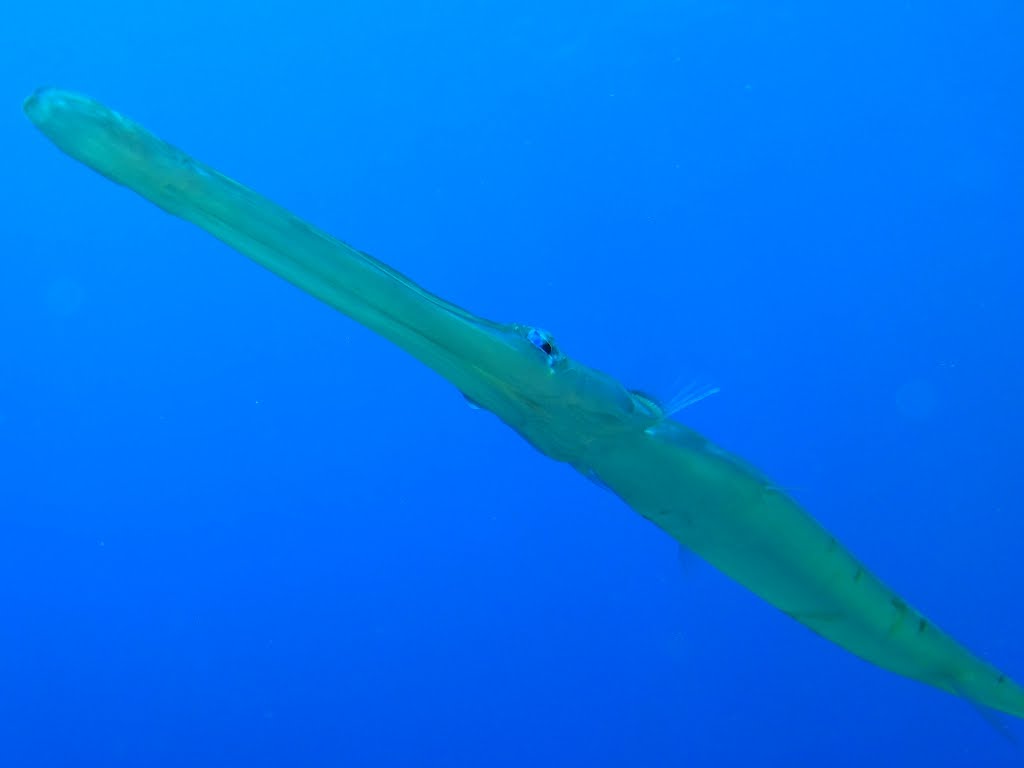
{"left": 25, "top": 88, "right": 1024, "bottom": 719}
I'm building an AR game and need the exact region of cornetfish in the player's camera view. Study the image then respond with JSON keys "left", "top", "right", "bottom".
{"left": 23, "top": 87, "right": 1024, "bottom": 719}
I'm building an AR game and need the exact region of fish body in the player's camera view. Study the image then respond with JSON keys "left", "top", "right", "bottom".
{"left": 24, "top": 87, "right": 1024, "bottom": 719}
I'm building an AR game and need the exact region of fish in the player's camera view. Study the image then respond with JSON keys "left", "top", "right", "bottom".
{"left": 23, "top": 86, "right": 1024, "bottom": 720}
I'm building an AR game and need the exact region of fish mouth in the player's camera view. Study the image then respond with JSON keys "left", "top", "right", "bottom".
{"left": 24, "top": 87, "right": 94, "bottom": 132}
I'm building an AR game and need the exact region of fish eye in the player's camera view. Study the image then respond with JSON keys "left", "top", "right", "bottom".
{"left": 526, "top": 327, "right": 562, "bottom": 366}
{"left": 529, "top": 330, "right": 553, "bottom": 355}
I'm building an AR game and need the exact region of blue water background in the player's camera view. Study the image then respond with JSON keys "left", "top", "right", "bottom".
{"left": 1, "top": 2, "right": 1022, "bottom": 765}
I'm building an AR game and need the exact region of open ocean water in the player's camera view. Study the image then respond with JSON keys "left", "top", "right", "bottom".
{"left": 1, "top": 2, "right": 1022, "bottom": 766}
